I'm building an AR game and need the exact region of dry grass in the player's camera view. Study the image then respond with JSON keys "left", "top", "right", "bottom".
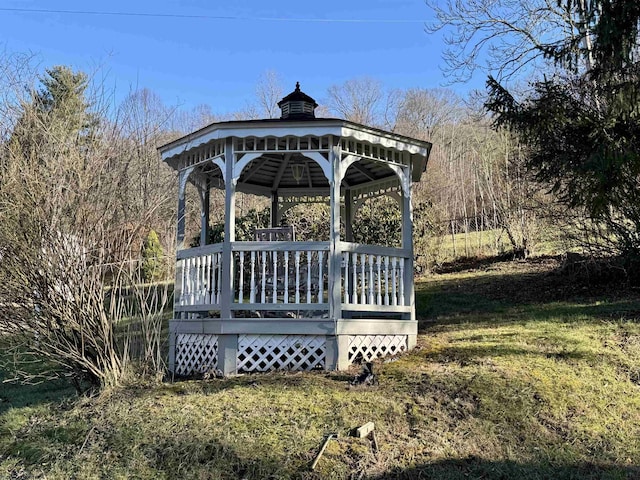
{"left": 2, "top": 258, "right": 640, "bottom": 479}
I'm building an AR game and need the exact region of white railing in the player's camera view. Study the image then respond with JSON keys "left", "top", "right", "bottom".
{"left": 340, "top": 242, "right": 410, "bottom": 308}
{"left": 175, "top": 244, "right": 223, "bottom": 307}
{"left": 174, "top": 241, "right": 410, "bottom": 313}
{"left": 231, "top": 242, "right": 329, "bottom": 307}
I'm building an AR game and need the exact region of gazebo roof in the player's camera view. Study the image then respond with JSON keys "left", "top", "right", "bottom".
{"left": 159, "top": 114, "right": 432, "bottom": 197}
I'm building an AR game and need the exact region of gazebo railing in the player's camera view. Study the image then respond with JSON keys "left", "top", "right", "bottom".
{"left": 231, "top": 241, "right": 330, "bottom": 308}
{"left": 176, "top": 243, "right": 223, "bottom": 308}
{"left": 340, "top": 242, "right": 411, "bottom": 309}
{"left": 174, "top": 241, "right": 411, "bottom": 313}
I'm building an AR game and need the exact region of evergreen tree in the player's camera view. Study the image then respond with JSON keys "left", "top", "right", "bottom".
{"left": 141, "top": 230, "right": 165, "bottom": 282}
{"left": 486, "top": 0, "right": 640, "bottom": 261}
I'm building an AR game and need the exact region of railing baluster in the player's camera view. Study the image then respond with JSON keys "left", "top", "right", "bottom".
{"left": 200, "top": 255, "right": 206, "bottom": 303}
{"left": 384, "top": 256, "right": 390, "bottom": 305}
{"left": 376, "top": 255, "right": 382, "bottom": 305}
{"left": 295, "top": 251, "right": 301, "bottom": 304}
{"left": 284, "top": 251, "right": 289, "bottom": 304}
{"left": 213, "top": 253, "right": 219, "bottom": 304}
{"left": 306, "top": 251, "right": 312, "bottom": 303}
{"left": 205, "top": 255, "right": 212, "bottom": 304}
{"left": 261, "top": 251, "right": 266, "bottom": 303}
{"left": 186, "top": 257, "right": 193, "bottom": 305}
{"left": 352, "top": 252, "right": 358, "bottom": 304}
{"left": 209, "top": 255, "right": 215, "bottom": 304}
{"left": 178, "top": 259, "right": 185, "bottom": 305}
{"left": 238, "top": 251, "right": 244, "bottom": 303}
{"left": 368, "top": 254, "right": 374, "bottom": 304}
{"left": 318, "top": 250, "right": 324, "bottom": 304}
{"left": 399, "top": 258, "right": 405, "bottom": 306}
{"left": 272, "top": 251, "right": 278, "bottom": 304}
{"left": 195, "top": 256, "right": 202, "bottom": 304}
{"left": 360, "top": 253, "right": 366, "bottom": 304}
{"left": 343, "top": 252, "right": 349, "bottom": 303}
{"left": 391, "top": 257, "right": 398, "bottom": 306}
{"left": 249, "top": 251, "right": 256, "bottom": 303}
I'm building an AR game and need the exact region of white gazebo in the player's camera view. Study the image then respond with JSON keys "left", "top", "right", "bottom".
{"left": 159, "top": 83, "right": 432, "bottom": 375}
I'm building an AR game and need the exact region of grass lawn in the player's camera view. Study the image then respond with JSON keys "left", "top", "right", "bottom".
{"left": 1, "top": 257, "right": 640, "bottom": 479}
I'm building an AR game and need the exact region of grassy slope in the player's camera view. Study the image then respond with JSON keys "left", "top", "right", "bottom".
{"left": 1, "top": 258, "right": 640, "bottom": 479}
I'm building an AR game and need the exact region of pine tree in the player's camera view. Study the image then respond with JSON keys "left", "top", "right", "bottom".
{"left": 486, "top": 0, "right": 640, "bottom": 260}
{"left": 141, "top": 230, "right": 165, "bottom": 282}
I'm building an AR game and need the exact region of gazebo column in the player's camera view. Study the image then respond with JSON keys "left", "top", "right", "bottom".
{"left": 344, "top": 188, "right": 354, "bottom": 242}
{"left": 169, "top": 166, "right": 194, "bottom": 374}
{"left": 327, "top": 143, "right": 348, "bottom": 370}
{"left": 218, "top": 137, "right": 238, "bottom": 375}
{"left": 199, "top": 181, "right": 210, "bottom": 247}
{"left": 401, "top": 170, "right": 417, "bottom": 350}
{"left": 271, "top": 192, "right": 279, "bottom": 227}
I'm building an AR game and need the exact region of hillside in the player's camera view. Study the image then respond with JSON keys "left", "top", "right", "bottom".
{"left": 2, "top": 257, "right": 640, "bottom": 479}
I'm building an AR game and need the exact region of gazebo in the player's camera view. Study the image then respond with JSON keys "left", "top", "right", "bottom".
{"left": 159, "top": 83, "right": 432, "bottom": 376}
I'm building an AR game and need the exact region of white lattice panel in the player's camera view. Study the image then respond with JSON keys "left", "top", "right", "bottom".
{"left": 175, "top": 334, "right": 218, "bottom": 375}
{"left": 237, "top": 335, "right": 325, "bottom": 372}
{"left": 348, "top": 335, "right": 407, "bottom": 362}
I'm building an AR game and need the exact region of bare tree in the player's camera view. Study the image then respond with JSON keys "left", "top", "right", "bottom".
{"left": 391, "top": 88, "right": 463, "bottom": 140}
{"left": 255, "top": 70, "right": 284, "bottom": 119}
{"left": 326, "top": 77, "right": 385, "bottom": 126}
{"left": 425, "top": 0, "right": 588, "bottom": 83}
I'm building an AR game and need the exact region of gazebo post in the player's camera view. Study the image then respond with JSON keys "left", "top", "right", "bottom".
{"left": 169, "top": 167, "right": 193, "bottom": 374}
{"left": 328, "top": 141, "right": 348, "bottom": 370}
{"left": 271, "top": 192, "right": 279, "bottom": 228}
{"left": 344, "top": 188, "right": 354, "bottom": 242}
{"left": 218, "top": 137, "right": 238, "bottom": 375}
{"left": 199, "top": 181, "right": 210, "bottom": 247}
{"left": 401, "top": 169, "right": 417, "bottom": 349}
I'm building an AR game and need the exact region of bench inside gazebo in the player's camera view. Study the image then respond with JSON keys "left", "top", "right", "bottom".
{"left": 159, "top": 83, "right": 432, "bottom": 375}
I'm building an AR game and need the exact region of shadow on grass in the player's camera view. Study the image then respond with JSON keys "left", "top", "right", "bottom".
{"left": 416, "top": 258, "right": 640, "bottom": 329}
{"left": 368, "top": 457, "right": 640, "bottom": 480}
{"left": 0, "top": 376, "right": 75, "bottom": 416}
{"left": 423, "top": 342, "right": 588, "bottom": 364}
{"left": 417, "top": 297, "right": 640, "bottom": 332}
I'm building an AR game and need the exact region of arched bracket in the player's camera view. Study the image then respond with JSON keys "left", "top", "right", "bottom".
{"left": 299, "top": 151, "right": 332, "bottom": 181}
{"left": 233, "top": 153, "right": 263, "bottom": 181}
{"left": 387, "top": 164, "right": 410, "bottom": 198}
{"left": 211, "top": 155, "right": 226, "bottom": 183}
{"left": 178, "top": 165, "right": 196, "bottom": 199}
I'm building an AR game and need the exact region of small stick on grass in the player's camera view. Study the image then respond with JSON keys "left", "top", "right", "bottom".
{"left": 79, "top": 426, "right": 96, "bottom": 453}
{"left": 311, "top": 433, "right": 337, "bottom": 470}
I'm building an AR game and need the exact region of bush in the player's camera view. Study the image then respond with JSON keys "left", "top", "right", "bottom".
{"left": 141, "top": 230, "right": 165, "bottom": 282}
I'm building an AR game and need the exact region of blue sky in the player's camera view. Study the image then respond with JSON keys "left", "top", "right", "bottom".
{"left": 0, "top": 0, "right": 482, "bottom": 115}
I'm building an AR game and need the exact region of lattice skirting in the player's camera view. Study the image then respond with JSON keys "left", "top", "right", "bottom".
{"left": 237, "top": 334, "right": 326, "bottom": 372}
{"left": 348, "top": 335, "right": 407, "bottom": 362}
{"left": 175, "top": 334, "right": 218, "bottom": 375}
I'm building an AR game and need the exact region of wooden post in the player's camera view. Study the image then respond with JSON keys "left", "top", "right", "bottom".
{"left": 345, "top": 188, "right": 353, "bottom": 242}
{"left": 401, "top": 165, "right": 415, "bottom": 323}
{"left": 328, "top": 139, "right": 343, "bottom": 370}
{"left": 271, "top": 192, "right": 279, "bottom": 228}
{"left": 219, "top": 137, "right": 238, "bottom": 374}
{"left": 199, "top": 182, "right": 210, "bottom": 247}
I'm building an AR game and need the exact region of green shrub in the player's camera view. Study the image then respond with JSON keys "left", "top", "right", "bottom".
{"left": 141, "top": 230, "right": 164, "bottom": 282}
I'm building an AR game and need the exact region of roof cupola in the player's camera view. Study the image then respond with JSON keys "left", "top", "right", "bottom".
{"left": 277, "top": 82, "right": 318, "bottom": 120}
